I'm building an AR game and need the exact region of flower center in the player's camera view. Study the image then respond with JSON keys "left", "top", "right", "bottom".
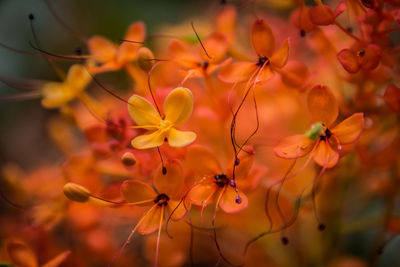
{"left": 159, "top": 120, "right": 172, "bottom": 129}
{"left": 154, "top": 193, "right": 170, "bottom": 207}
{"left": 257, "top": 56, "right": 270, "bottom": 67}
{"left": 214, "top": 174, "right": 230, "bottom": 187}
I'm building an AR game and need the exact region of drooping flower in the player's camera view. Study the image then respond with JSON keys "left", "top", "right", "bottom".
{"left": 274, "top": 85, "right": 364, "bottom": 168}
{"left": 128, "top": 87, "right": 197, "bottom": 149}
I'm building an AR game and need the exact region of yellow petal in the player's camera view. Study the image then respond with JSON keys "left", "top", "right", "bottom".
{"left": 131, "top": 130, "right": 166, "bottom": 149}
{"left": 65, "top": 64, "right": 91, "bottom": 92}
{"left": 128, "top": 94, "right": 162, "bottom": 127}
{"left": 167, "top": 128, "right": 196, "bottom": 147}
{"left": 41, "top": 82, "right": 74, "bottom": 108}
{"left": 163, "top": 87, "right": 194, "bottom": 126}
{"left": 87, "top": 36, "right": 117, "bottom": 63}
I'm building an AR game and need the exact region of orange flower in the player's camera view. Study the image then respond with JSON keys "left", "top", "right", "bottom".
{"left": 87, "top": 21, "right": 145, "bottom": 73}
{"left": 169, "top": 31, "right": 230, "bottom": 78}
{"left": 186, "top": 145, "right": 256, "bottom": 213}
{"left": 337, "top": 43, "right": 382, "bottom": 73}
{"left": 218, "top": 19, "right": 289, "bottom": 84}
{"left": 274, "top": 85, "right": 364, "bottom": 168}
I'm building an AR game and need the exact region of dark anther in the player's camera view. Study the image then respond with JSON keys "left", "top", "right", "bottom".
{"left": 320, "top": 135, "right": 327, "bottom": 141}
{"left": 229, "top": 179, "right": 236, "bottom": 187}
{"left": 162, "top": 167, "right": 167, "bottom": 175}
{"left": 300, "top": 30, "right": 306, "bottom": 37}
{"left": 201, "top": 60, "right": 209, "bottom": 70}
{"left": 358, "top": 50, "right": 365, "bottom": 57}
{"left": 325, "top": 128, "right": 332, "bottom": 139}
{"left": 75, "top": 46, "right": 83, "bottom": 56}
{"left": 257, "top": 56, "right": 270, "bottom": 67}
{"left": 28, "top": 14, "right": 35, "bottom": 20}
{"left": 214, "top": 174, "right": 229, "bottom": 187}
{"left": 281, "top": 237, "right": 289, "bottom": 245}
{"left": 235, "top": 196, "right": 242, "bottom": 204}
{"left": 164, "top": 137, "right": 168, "bottom": 142}
{"left": 154, "top": 193, "right": 169, "bottom": 207}
{"left": 220, "top": 0, "right": 227, "bottom": 5}
{"left": 318, "top": 223, "right": 326, "bottom": 231}
{"left": 346, "top": 27, "right": 353, "bottom": 33}
{"left": 234, "top": 158, "right": 240, "bottom": 166}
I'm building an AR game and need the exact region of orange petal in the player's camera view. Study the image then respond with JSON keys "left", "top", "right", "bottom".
{"left": 383, "top": 84, "right": 400, "bottom": 112}
{"left": 334, "top": 2, "right": 347, "bottom": 18}
{"left": 87, "top": 36, "right": 117, "bottom": 63}
{"left": 185, "top": 145, "right": 222, "bottom": 175}
{"left": 226, "top": 146, "right": 254, "bottom": 181}
{"left": 169, "top": 39, "right": 200, "bottom": 69}
{"left": 270, "top": 38, "right": 289, "bottom": 68}
{"left": 219, "top": 186, "right": 248, "bottom": 213}
{"left": 274, "top": 134, "right": 314, "bottom": 159}
{"left": 65, "top": 64, "right": 91, "bottom": 90}
{"left": 154, "top": 160, "right": 184, "bottom": 198}
{"left": 138, "top": 205, "right": 163, "bottom": 235}
{"left": 218, "top": 61, "right": 257, "bottom": 83}
{"left": 251, "top": 19, "right": 276, "bottom": 57}
{"left": 216, "top": 5, "right": 237, "bottom": 44}
{"left": 307, "top": 85, "right": 339, "bottom": 126}
{"left": 309, "top": 5, "right": 335, "bottom": 25}
{"left": 187, "top": 182, "right": 218, "bottom": 206}
{"left": 337, "top": 49, "right": 360, "bottom": 73}
{"left": 332, "top": 113, "right": 364, "bottom": 144}
{"left": 202, "top": 31, "right": 228, "bottom": 62}
{"left": 279, "top": 61, "right": 310, "bottom": 88}
{"left": 7, "top": 239, "right": 39, "bottom": 267}
{"left": 256, "top": 66, "right": 274, "bottom": 82}
{"left": 124, "top": 21, "right": 146, "bottom": 43}
{"left": 312, "top": 141, "right": 339, "bottom": 168}
{"left": 116, "top": 42, "right": 141, "bottom": 65}
{"left": 359, "top": 44, "right": 382, "bottom": 71}
{"left": 167, "top": 200, "right": 189, "bottom": 221}
{"left": 291, "top": 7, "right": 317, "bottom": 32}
{"left": 121, "top": 180, "right": 156, "bottom": 203}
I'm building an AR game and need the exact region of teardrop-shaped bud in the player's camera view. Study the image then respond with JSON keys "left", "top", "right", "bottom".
{"left": 63, "top": 183, "right": 91, "bottom": 202}
{"left": 121, "top": 151, "right": 137, "bottom": 166}
{"left": 137, "top": 47, "right": 155, "bottom": 72}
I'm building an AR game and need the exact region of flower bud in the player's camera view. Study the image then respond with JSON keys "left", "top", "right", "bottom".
{"left": 137, "top": 47, "right": 154, "bottom": 72}
{"left": 63, "top": 183, "right": 91, "bottom": 202}
{"left": 121, "top": 152, "right": 137, "bottom": 166}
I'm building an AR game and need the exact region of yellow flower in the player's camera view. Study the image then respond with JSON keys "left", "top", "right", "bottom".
{"left": 128, "top": 87, "right": 197, "bottom": 149}
{"left": 41, "top": 64, "right": 91, "bottom": 108}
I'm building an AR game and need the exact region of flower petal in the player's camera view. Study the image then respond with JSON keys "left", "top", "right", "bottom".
{"left": 41, "top": 83, "right": 74, "bottom": 108}
{"left": 279, "top": 61, "right": 310, "bottom": 88}
{"left": 337, "top": 49, "right": 360, "bottom": 73}
{"left": 164, "top": 87, "right": 194, "bottom": 126}
{"left": 218, "top": 61, "right": 257, "bottom": 83}
{"left": 216, "top": 5, "right": 237, "bottom": 44}
{"left": 167, "top": 200, "right": 189, "bottom": 220}
{"left": 167, "top": 128, "right": 197, "bottom": 148}
{"left": 384, "top": 84, "right": 400, "bottom": 112}
{"left": 251, "top": 19, "right": 276, "bottom": 57}
{"left": 169, "top": 39, "right": 200, "bottom": 69}
{"left": 332, "top": 113, "right": 364, "bottom": 144}
{"left": 138, "top": 205, "right": 163, "bottom": 235}
{"left": 309, "top": 5, "right": 335, "bottom": 25}
{"left": 88, "top": 36, "right": 117, "bottom": 63}
{"left": 219, "top": 187, "right": 248, "bottom": 213}
{"left": 185, "top": 145, "right": 222, "bottom": 175}
{"left": 307, "top": 85, "right": 339, "bottom": 126}
{"left": 7, "top": 239, "right": 39, "bottom": 267}
{"left": 154, "top": 160, "right": 183, "bottom": 198}
{"left": 359, "top": 44, "right": 382, "bottom": 71}
{"left": 131, "top": 130, "right": 166, "bottom": 149}
{"left": 270, "top": 38, "right": 289, "bottom": 68}
{"left": 124, "top": 21, "right": 146, "bottom": 43}
{"left": 121, "top": 180, "right": 156, "bottom": 203}
{"left": 187, "top": 181, "right": 218, "bottom": 206}
{"left": 202, "top": 32, "right": 228, "bottom": 62}
{"left": 274, "top": 134, "right": 314, "bottom": 159}
{"left": 65, "top": 64, "right": 91, "bottom": 90}
{"left": 128, "top": 94, "right": 162, "bottom": 127}
{"left": 312, "top": 141, "right": 339, "bottom": 168}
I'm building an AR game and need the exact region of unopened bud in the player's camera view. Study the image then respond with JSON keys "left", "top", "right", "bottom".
{"left": 63, "top": 183, "right": 91, "bottom": 202}
{"left": 137, "top": 47, "right": 154, "bottom": 72}
{"left": 121, "top": 152, "right": 136, "bottom": 166}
